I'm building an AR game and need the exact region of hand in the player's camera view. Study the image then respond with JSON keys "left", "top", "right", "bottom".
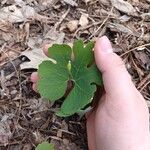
{"left": 31, "top": 36, "right": 150, "bottom": 150}
{"left": 87, "top": 36, "right": 150, "bottom": 150}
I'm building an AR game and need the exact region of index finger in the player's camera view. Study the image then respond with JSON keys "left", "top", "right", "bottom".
{"left": 42, "top": 44, "right": 51, "bottom": 56}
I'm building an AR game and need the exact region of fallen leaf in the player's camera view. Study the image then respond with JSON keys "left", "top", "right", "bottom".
{"left": 66, "top": 20, "right": 78, "bottom": 32}
{"left": 0, "top": 4, "right": 49, "bottom": 24}
{"left": 141, "top": 13, "right": 150, "bottom": 22}
{"left": 146, "top": 0, "right": 150, "bottom": 2}
{"left": 15, "top": 0, "right": 26, "bottom": 6}
{"left": 0, "top": 21, "right": 13, "bottom": 32}
{"left": 82, "top": 0, "right": 93, "bottom": 3}
{"left": 110, "top": 0, "right": 136, "bottom": 15}
{"left": 107, "top": 22, "right": 140, "bottom": 37}
{"left": 119, "top": 15, "right": 131, "bottom": 22}
{"left": 99, "top": 0, "right": 111, "bottom": 6}
{"left": 0, "top": 114, "right": 14, "bottom": 144}
{"left": 20, "top": 29, "right": 65, "bottom": 70}
{"left": 44, "top": 29, "right": 65, "bottom": 44}
{"left": 20, "top": 48, "right": 55, "bottom": 70}
{"left": 0, "top": 5, "right": 35, "bottom": 23}
{"left": 134, "top": 51, "right": 150, "bottom": 70}
{"left": 63, "top": 0, "right": 78, "bottom": 6}
{"left": 79, "top": 13, "right": 89, "bottom": 27}
{"left": 39, "top": 0, "right": 56, "bottom": 6}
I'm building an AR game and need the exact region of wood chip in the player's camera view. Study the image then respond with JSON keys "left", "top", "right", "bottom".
{"left": 66, "top": 20, "right": 78, "bottom": 32}
{"left": 79, "top": 13, "right": 89, "bottom": 27}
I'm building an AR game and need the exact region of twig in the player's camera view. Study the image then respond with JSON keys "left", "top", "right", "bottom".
{"left": 5, "top": 45, "right": 21, "bottom": 54}
{"left": 139, "top": 80, "right": 150, "bottom": 92}
{"left": 54, "top": 7, "right": 70, "bottom": 30}
{"left": 87, "top": 6, "right": 114, "bottom": 40}
{"left": 73, "top": 21, "right": 102, "bottom": 38}
{"left": 130, "top": 54, "right": 144, "bottom": 78}
{"left": 121, "top": 43, "right": 150, "bottom": 57}
{"left": 0, "top": 141, "right": 21, "bottom": 147}
{"left": 0, "top": 70, "right": 6, "bottom": 98}
{"left": 137, "top": 74, "right": 150, "bottom": 91}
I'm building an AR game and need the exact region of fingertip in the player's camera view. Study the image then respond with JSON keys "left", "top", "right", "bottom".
{"left": 94, "top": 36, "right": 133, "bottom": 97}
{"left": 30, "top": 72, "right": 38, "bottom": 83}
{"left": 94, "top": 36, "right": 113, "bottom": 72}
{"left": 43, "top": 44, "right": 49, "bottom": 56}
{"left": 95, "top": 36, "right": 113, "bottom": 55}
{"left": 32, "top": 83, "right": 38, "bottom": 92}
{"left": 43, "top": 43, "right": 54, "bottom": 56}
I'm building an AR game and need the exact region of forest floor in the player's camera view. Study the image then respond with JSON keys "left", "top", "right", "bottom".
{"left": 0, "top": 0, "right": 150, "bottom": 149}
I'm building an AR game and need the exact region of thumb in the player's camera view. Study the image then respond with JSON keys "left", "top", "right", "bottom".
{"left": 94, "top": 36, "right": 136, "bottom": 98}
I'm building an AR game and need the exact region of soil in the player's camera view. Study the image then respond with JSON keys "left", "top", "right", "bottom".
{"left": 0, "top": 0, "right": 150, "bottom": 150}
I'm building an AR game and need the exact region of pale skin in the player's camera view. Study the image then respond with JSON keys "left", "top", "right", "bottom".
{"left": 31, "top": 36, "right": 150, "bottom": 150}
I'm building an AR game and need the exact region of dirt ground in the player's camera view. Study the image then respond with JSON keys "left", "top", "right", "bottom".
{"left": 0, "top": 0, "right": 150, "bottom": 150}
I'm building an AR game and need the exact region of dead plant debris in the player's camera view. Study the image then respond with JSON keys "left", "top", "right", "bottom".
{"left": 0, "top": 0, "right": 150, "bottom": 149}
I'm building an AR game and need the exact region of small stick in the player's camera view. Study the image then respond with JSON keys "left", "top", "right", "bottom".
{"left": 137, "top": 74, "right": 150, "bottom": 90}
{"left": 121, "top": 43, "right": 150, "bottom": 57}
{"left": 87, "top": 6, "right": 114, "bottom": 40}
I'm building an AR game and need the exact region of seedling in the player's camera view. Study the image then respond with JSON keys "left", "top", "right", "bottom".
{"left": 38, "top": 40, "right": 102, "bottom": 117}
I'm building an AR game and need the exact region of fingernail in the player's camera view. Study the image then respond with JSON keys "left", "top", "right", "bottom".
{"left": 98, "top": 36, "right": 113, "bottom": 54}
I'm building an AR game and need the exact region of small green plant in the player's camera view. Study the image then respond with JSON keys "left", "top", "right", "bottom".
{"left": 38, "top": 40, "right": 102, "bottom": 117}
{"left": 36, "top": 142, "right": 54, "bottom": 150}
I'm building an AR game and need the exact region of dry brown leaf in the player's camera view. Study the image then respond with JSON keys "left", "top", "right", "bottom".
{"left": 119, "top": 15, "right": 131, "bottom": 22}
{"left": 82, "top": 0, "right": 93, "bottom": 3}
{"left": 141, "top": 13, "right": 150, "bottom": 22}
{"left": 107, "top": 23, "right": 140, "bottom": 37}
{"left": 79, "top": 13, "right": 89, "bottom": 27}
{"left": 110, "top": 0, "right": 136, "bottom": 15}
{"left": 0, "top": 21, "right": 13, "bottom": 32}
{"left": 63, "top": 0, "right": 78, "bottom": 6}
{"left": 39, "top": 0, "right": 56, "bottom": 6}
{"left": 44, "top": 29, "right": 65, "bottom": 43}
{"left": 15, "top": 0, "right": 26, "bottom": 6}
{"left": 21, "top": 29, "right": 65, "bottom": 69}
{"left": 145, "top": 0, "right": 150, "bottom": 3}
{"left": 134, "top": 51, "right": 150, "bottom": 69}
{"left": 20, "top": 48, "right": 55, "bottom": 70}
{"left": 0, "top": 5, "right": 35, "bottom": 23}
{"left": 0, "top": 4, "right": 49, "bottom": 24}
{"left": 99, "top": 0, "right": 111, "bottom": 6}
{"left": 28, "top": 98, "right": 50, "bottom": 111}
{"left": 0, "top": 114, "right": 14, "bottom": 144}
{"left": 142, "top": 33, "right": 150, "bottom": 42}
{"left": 66, "top": 20, "right": 78, "bottom": 32}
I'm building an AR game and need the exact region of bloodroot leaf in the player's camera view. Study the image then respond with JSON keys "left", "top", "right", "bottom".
{"left": 36, "top": 142, "right": 54, "bottom": 150}
{"left": 38, "top": 40, "right": 102, "bottom": 117}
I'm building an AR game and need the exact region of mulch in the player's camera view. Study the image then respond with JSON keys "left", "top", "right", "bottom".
{"left": 0, "top": 0, "right": 150, "bottom": 149}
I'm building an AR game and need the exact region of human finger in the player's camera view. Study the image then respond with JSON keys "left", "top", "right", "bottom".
{"left": 94, "top": 36, "right": 136, "bottom": 98}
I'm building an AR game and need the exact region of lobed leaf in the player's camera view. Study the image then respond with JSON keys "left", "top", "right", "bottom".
{"left": 38, "top": 40, "right": 102, "bottom": 116}
{"left": 36, "top": 142, "right": 54, "bottom": 150}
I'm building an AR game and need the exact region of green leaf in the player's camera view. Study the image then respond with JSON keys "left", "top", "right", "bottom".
{"left": 38, "top": 40, "right": 102, "bottom": 116}
{"left": 36, "top": 142, "right": 54, "bottom": 150}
